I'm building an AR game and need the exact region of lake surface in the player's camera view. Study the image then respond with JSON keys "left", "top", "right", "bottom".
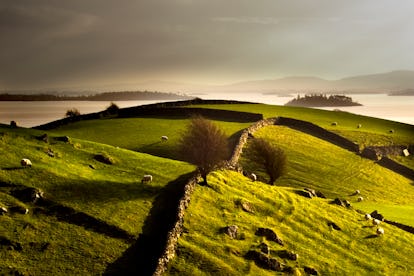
{"left": 0, "top": 94, "right": 413, "bottom": 127}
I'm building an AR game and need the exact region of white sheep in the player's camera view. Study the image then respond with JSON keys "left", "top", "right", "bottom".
{"left": 141, "top": 174, "right": 153, "bottom": 184}
{"left": 250, "top": 173, "right": 257, "bottom": 182}
{"left": 357, "top": 124, "right": 362, "bottom": 128}
{"left": 20, "top": 158, "right": 32, "bottom": 167}
{"left": 161, "top": 136, "right": 169, "bottom": 142}
{"left": 364, "top": 213, "right": 372, "bottom": 220}
{"left": 357, "top": 196, "right": 364, "bottom": 202}
{"left": 376, "top": 227, "right": 384, "bottom": 235}
{"left": 372, "top": 219, "right": 381, "bottom": 226}
{"left": 355, "top": 189, "right": 360, "bottom": 195}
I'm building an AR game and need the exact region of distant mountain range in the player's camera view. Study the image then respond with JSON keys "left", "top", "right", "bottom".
{"left": 3, "top": 70, "right": 414, "bottom": 95}
{"left": 127, "top": 70, "right": 414, "bottom": 95}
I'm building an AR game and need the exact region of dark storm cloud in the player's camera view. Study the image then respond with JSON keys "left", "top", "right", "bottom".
{"left": 1, "top": 0, "right": 414, "bottom": 89}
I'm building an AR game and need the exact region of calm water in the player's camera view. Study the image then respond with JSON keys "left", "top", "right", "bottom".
{"left": 0, "top": 94, "right": 413, "bottom": 127}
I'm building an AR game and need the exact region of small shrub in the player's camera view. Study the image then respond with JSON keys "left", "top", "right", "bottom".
{"left": 65, "top": 108, "right": 81, "bottom": 118}
{"left": 246, "top": 138, "right": 286, "bottom": 185}
{"left": 105, "top": 102, "right": 120, "bottom": 115}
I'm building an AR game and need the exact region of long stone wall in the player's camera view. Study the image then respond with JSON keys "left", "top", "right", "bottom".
{"left": 152, "top": 174, "right": 199, "bottom": 276}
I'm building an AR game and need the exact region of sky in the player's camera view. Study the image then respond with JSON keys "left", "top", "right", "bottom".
{"left": 1, "top": 0, "right": 414, "bottom": 90}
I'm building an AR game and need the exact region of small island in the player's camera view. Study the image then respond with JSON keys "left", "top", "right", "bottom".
{"left": 285, "top": 94, "right": 362, "bottom": 107}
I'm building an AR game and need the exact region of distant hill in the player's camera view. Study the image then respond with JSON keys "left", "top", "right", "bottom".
{"left": 125, "top": 70, "right": 414, "bottom": 94}
{"left": 388, "top": 89, "right": 414, "bottom": 96}
{"left": 0, "top": 91, "right": 192, "bottom": 101}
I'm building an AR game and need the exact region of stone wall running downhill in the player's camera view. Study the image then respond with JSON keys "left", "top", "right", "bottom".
{"left": 152, "top": 174, "right": 199, "bottom": 276}
{"left": 377, "top": 157, "right": 414, "bottom": 180}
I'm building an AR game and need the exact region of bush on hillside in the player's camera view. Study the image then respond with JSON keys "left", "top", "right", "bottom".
{"left": 179, "top": 116, "right": 229, "bottom": 185}
{"left": 65, "top": 108, "right": 81, "bottom": 118}
{"left": 247, "top": 138, "right": 286, "bottom": 185}
{"left": 105, "top": 102, "right": 120, "bottom": 115}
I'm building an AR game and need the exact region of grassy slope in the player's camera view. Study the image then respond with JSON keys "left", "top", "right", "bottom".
{"left": 189, "top": 104, "right": 414, "bottom": 146}
{"left": 167, "top": 170, "right": 414, "bottom": 275}
{"left": 49, "top": 117, "right": 251, "bottom": 159}
{"left": 0, "top": 125, "right": 194, "bottom": 274}
{"left": 241, "top": 126, "right": 414, "bottom": 226}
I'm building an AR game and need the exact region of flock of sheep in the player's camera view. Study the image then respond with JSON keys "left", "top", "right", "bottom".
{"left": 354, "top": 190, "right": 385, "bottom": 236}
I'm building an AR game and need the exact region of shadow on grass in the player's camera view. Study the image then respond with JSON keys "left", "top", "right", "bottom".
{"left": 1, "top": 167, "right": 25, "bottom": 171}
{"left": 364, "top": 234, "right": 379, "bottom": 239}
{"left": 104, "top": 171, "right": 196, "bottom": 276}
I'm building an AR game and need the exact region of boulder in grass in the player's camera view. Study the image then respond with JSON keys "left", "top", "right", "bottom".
{"left": 222, "top": 225, "right": 239, "bottom": 239}
{"left": 304, "top": 266, "right": 318, "bottom": 275}
{"left": 255, "top": 228, "right": 284, "bottom": 246}
{"left": 245, "top": 250, "right": 284, "bottom": 271}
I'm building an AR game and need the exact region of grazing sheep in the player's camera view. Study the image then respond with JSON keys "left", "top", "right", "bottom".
{"left": 357, "top": 196, "right": 363, "bottom": 202}
{"left": 161, "top": 135, "right": 169, "bottom": 142}
{"left": 376, "top": 227, "right": 384, "bottom": 235}
{"left": 372, "top": 219, "right": 381, "bottom": 226}
{"left": 250, "top": 173, "right": 257, "bottom": 182}
{"left": 20, "top": 158, "right": 32, "bottom": 167}
{"left": 331, "top": 122, "right": 338, "bottom": 126}
{"left": 357, "top": 124, "right": 362, "bottom": 128}
{"left": 364, "top": 213, "right": 372, "bottom": 220}
{"left": 355, "top": 189, "right": 360, "bottom": 195}
{"left": 141, "top": 174, "right": 153, "bottom": 184}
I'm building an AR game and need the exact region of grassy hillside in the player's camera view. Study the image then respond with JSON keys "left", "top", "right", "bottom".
{"left": 189, "top": 103, "right": 414, "bottom": 146}
{"left": 166, "top": 170, "right": 414, "bottom": 275}
{"left": 0, "top": 125, "right": 194, "bottom": 274}
{"left": 240, "top": 126, "right": 414, "bottom": 226}
{"left": 49, "top": 117, "right": 251, "bottom": 159}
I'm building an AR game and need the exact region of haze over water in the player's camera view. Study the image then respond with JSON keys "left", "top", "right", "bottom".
{"left": 1, "top": 94, "right": 412, "bottom": 128}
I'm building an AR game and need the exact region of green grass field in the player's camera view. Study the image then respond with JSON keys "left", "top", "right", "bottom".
{"left": 0, "top": 125, "right": 194, "bottom": 274}
{"left": 189, "top": 103, "right": 414, "bottom": 146}
{"left": 50, "top": 117, "right": 251, "bottom": 160}
{"left": 166, "top": 170, "right": 414, "bottom": 275}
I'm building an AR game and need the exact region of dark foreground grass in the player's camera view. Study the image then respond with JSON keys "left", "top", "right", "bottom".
{"left": 0, "top": 125, "right": 194, "bottom": 274}
{"left": 166, "top": 170, "right": 414, "bottom": 275}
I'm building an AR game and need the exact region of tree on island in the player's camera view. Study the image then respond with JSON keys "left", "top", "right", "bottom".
{"left": 285, "top": 93, "right": 361, "bottom": 107}
{"left": 178, "top": 116, "right": 229, "bottom": 185}
{"left": 246, "top": 138, "right": 287, "bottom": 185}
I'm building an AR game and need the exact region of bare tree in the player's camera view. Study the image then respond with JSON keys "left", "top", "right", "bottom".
{"left": 247, "top": 138, "right": 286, "bottom": 185}
{"left": 179, "top": 116, "right": 229, "bottom": 185}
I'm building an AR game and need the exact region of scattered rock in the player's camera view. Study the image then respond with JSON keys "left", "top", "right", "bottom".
{"left": 9, "top": 206, "right": 29, "bottom": 215}
{"left": 304, "top": 188, "right": 317, "bottom": 197}
{"left": 0, "top": 236, "right": 22, "bottom": 251}
{"left": 297, "top": 190, "right": 313, "bottom": 199}
{"left": 304, "top": 266, "right": 318, "bottom": 275}
{"left": 241, "top": 201, "right": 255, "bottom": 213}
{"left": 222, "top": 225, "right": 239, "bottom": 239}
{"left": 37, "top": 134, "right": 49, "bottom": 143}
{"left": 255, "top": 227, "right": 284, "bottom": 246}
{"left": 11, "top": 187, "right": 44, "bottom": 203}
{"left": 245, "top": 250, "right": 283, "bottom": 271}
{"left": 55, "top": 136, "right": 70, "bottom": 143}
{"left": 259, "top": 242, "right": 269, "bottom": 254}
{"left": 332, "top": 198, "right": 345, "bottom": 207}
{"left": 94, "top": 154, "right": 114, "bottom": 165}
{"left": 89, "top": 164, "right": 96, "bottom": 170}
{"left": 277, "top": 250, "right": 298, "bottom": 261}
{"left": 47, "top": 149, "right": 55, "bottom": 157}
{"left": 0, "top": 206, "right": 8, "bottom": 215}
{"left": 370, "top": 210, "right": 384, "bottom": 221}
{"left": 327, "top": 221, "right": 342, "bottom": 231}
{"left": 315, "top": 190, "right": 326, "bottom": 198}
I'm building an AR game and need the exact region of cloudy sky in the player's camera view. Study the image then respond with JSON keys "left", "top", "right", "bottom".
{"left": 1, "top": 0, "right": 414, "bottom": 90}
